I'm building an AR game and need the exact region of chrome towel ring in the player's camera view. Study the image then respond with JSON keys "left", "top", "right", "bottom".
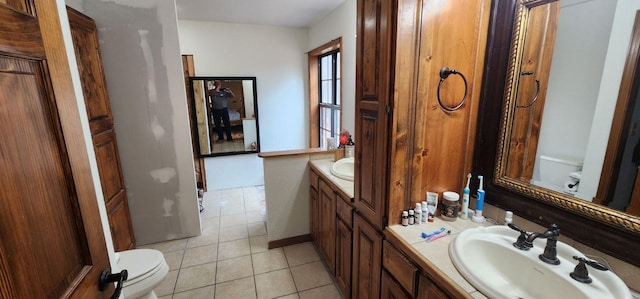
{"left": 437, "top": 66, "right": 468, "bottom": 112}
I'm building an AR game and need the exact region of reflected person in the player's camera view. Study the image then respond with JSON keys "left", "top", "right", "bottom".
{"left": 208, "top": 80, "right": 235, "bottom": 142}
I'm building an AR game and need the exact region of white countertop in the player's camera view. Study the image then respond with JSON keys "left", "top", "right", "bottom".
{"left": 308, "top": 159, "right": 354, "bottom": 199}
{"left": 387, "top": 218, "right": 492, "bottom": 298}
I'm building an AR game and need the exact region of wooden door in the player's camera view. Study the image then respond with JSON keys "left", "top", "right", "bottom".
{"left": 319, "top": 179, "right": 336, "bottom": 274}
{"left": 355, "top": 0, "right": 394, "bottom": 231}
{"left": 381, "top": 271, "right": 411, "bottom": 299}
{"left": 417, "top": 274, "right": 450, "bottom": 299}
{"left": 310, "top": 185, "right": 320, "bottom": 244}
{"left": 67, "top": 7, "right": 136, "bottom": 251}
{"left": 335, "top": 218, "right": 352, "bottom": 298}
{"left": 0, "top": 1, "right": 112, "bottom": 297}
{"left": 352, "top": 214, "right": 382, "bottom": 299}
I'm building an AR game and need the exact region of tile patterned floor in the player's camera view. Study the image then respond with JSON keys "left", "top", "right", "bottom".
{"left": 140, "top": 186, "right": 343, "bottom": 299}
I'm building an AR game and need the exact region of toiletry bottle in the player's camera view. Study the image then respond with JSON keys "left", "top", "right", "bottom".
{"left": 408, "top": 209, "right": 415, "bottom": 225}
{"left": 460, "top": 173, "right": 471, "bottom": 220}
{"left": 426, "top": 192, "right": 438, "bottom": 222}
{"left": 505, "top": 211, "right": 513, "bottom": 225}
{"left": 421, "top": 201, "right": 428, "bottom": 223}
{"left": 345, "top": 135, "right": 355, "bottom": 158}
{"left": 414, "top": 203, "right": 422, "bottom": 225}
{"left": 472, "top": 175, "right": 486, "bottom": 223}
{"left": 401, "top": 211, "right": 409, "bottom": 226}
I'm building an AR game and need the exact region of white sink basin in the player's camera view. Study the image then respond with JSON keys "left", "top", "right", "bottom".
{"left": 449, "top": 225, "right": 631, "bottom": 299}
{"left": 330, "top": 157, "right": 354, "bottom": 181}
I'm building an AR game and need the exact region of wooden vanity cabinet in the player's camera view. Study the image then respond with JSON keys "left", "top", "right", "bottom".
{"left": 309, "top": 167, "right": 355, "bottom": 298}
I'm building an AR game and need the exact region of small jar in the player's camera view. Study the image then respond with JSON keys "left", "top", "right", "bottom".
{"left": 408, "top": 209, "right": 415, "bottom": 225}
{"left": 440, "top": 191, "right": 459, "bottom": 221}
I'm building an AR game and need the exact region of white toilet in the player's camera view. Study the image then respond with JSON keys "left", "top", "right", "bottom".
{"left": 116, "top": 249, "right": 169, "bottom": 299}
{"left": 533, "top": 155, "right": 583, "bottom": 195}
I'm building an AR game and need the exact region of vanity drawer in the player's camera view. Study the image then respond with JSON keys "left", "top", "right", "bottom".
{"left": 309, "top": 168, "right": 319, "bottom": 191}
{"left": 336, "top": 194, "right": 353, "bottom": 226}
{"left": 383, "top": 241, "right": 418, "bottom": 296}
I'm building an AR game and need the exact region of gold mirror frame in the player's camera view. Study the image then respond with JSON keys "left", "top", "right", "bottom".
{"left": 494, "top": 0, "right": 640, "bottom": 235}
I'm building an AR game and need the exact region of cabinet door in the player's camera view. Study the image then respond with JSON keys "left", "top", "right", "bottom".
{"left": 310, "top": 186, "right": 320, "bottom": 246}
{"left": 354, "top": 0, "right": 395, "bottom": 231}
{"left": 319, "top": 179, "right": 336, "bottom": 273}
{"left": 381, "top": 271, "right": 411, "bottom": 299}
{"left": 352, "top": 214, "right": 382, "bottom": 299}
{"left": 335, "top": 218, "right": 352, "bottom": 298}
{"left": 417, "top": 274, "right": 450, "bottom": 299}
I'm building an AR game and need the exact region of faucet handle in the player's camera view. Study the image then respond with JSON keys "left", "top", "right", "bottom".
{"left": 570, "top": 256, "right": 609, "bottom": 284}
{"left": 508, "top": 223, "right": 532, "bottom": 250}
{"left": 507, "top": 223, "right": 526, "bottom": 233}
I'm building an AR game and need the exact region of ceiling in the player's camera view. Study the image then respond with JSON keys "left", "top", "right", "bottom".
{"left": 175, "top": 0, "right": 348, "bottom": 28}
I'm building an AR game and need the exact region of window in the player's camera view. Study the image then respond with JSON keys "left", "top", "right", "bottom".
{"left": 309, "top": 38, "right": 341, "bottom": 148}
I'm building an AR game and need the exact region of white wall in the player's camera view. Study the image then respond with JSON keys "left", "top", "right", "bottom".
{"left": 534, "top": 0, "right": 616, "bottom": 186}
{"left": 308, "top": 0, "right": 357, "bottom": 135}
{"left": 178, "top": 4, "right": 357, "bottom": 191}
{"left": 68, "top": 0, "right": 201, "bottom": 245}
{"left": 580, "top": 0, "right": 640, "bottom": 200}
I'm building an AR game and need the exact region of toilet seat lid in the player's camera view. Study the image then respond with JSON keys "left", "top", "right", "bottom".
{"left": 118, "top": 249, "right": 165, "bottom": 280}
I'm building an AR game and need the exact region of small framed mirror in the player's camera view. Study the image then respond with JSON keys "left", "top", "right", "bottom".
{"left": 189, "top": 76, "right": 260, "bottom": 157}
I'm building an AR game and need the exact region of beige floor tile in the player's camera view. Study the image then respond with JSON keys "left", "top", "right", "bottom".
{"left": 220, "top": 202, "right": 246, "bottom": 216}
{"left": 215, "top": 276, "right": 257, "bottom": 299}
{"left": 157, "top": 295, "right": 171, "bottom": 299}
{"left": 246, "top": 210, "right": 266, "bottom": 224}
{"left": 298, "top": 284, "right": 342, "bottom": 299}
{"left": 283, "top": 242, "right": 321, "bottom": 267}
{"left": 186, "top": 230, "right": 219, "bottom": 248}
{"left": 252, "top": 248, "right": 289, "bottom": 274}
{"left": 182, "top": 244, "right": 218, "bottom": 267}
{"left": 172, "top": 285, "right": 215, "bottom": 299}
{"left": 220, "top": 213, "right": 248, "bottom": 228}
{"left": 201, "top": 217, "right": 220, "bottom": 230}
{"left": 255, "top": 268, "right": 297, "bottom": 299}
{"left": 244, "top": 198, "right": 264, "bottom": 212}
{"left": 216, "top": 255, "right": 254, "bottom": 283}
{"left": 249, "top": 222, "right": 267, "bottom": 237}
{"left": 174, "top": 262, "right": 216, "bottom": 293}
{"left": 154, "top": 269, "right": 178, "bottom": 297}
{"left": 162, "top": 250, "right": 184, "bottom": 271}
{"left": 139, "top": 238, "right": 188, "bottom": 253}
{"left": 218, "top": 238, "right": 251, "bottom": 260}
{"left": 219, "top": 224, "right": 249, "bottom": 242}
{"left": 290, "top": 261, "right": 333, "bottom": 291}
{"left": 275, "top": 294, "right": 300, "bottom": 299}
{"left": 250, "top": 235, "right": 268, "bottom": 254}
{"left": 200, "top": 205, "right": 221, "bottom": 219}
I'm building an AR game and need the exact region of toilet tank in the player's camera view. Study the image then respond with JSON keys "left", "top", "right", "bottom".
{"left": 539, "top": 155, "right": 583, "bottom": 188}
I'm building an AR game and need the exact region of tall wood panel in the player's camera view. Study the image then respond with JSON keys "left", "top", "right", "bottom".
{"left": 182, "top": 55, "right": 207, "bottom": 190}
{"left": 352, "top": 214, "right": 382, "bottom": 299}
{"left": 68, "top": 7, "right": 136, "bottom": 251}
{"left": 355, "top": 0, "right": 395, "bottom": 231}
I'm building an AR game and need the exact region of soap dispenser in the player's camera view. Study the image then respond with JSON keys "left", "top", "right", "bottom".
{"left": 345, "top": 135, "right": 355, "bottom": 158}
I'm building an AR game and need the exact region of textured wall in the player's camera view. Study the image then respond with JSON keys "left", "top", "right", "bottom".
{"left": 68, "top": 0, "right": 201, "bottom": 245}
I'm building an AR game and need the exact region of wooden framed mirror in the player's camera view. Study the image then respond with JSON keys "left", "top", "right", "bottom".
{"left": 475, "top": 0, "right": 640, "bottom": 266}
{"left": 189, "top": 77, "right": 260, "bottom": 157}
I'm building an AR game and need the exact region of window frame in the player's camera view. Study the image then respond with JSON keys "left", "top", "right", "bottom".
{"left": 309, "top": 38, "right": 342, "bottom": 148}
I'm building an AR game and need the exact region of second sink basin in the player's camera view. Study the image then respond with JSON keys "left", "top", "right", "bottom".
{"left": 330, "top": 157, "right": 354, "bottom": 181}
{"left": 449, "top": 225, "right": 631, "bottom": 299}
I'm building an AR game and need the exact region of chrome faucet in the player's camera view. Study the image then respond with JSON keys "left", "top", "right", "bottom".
{"left": 508, "top": 223, "right": 561, "bottom": 265}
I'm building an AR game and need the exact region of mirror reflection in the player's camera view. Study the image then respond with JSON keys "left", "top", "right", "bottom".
{"left": 500, "top": 0, "right": 640, "bottom": 218}
{"left": 189, "top": 77, "right": 260, "bottom": 156}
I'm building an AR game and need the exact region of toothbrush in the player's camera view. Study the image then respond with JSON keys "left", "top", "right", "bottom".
{"left": 472, "top": 175, "right": 486, "bottom": 223}
{"left": 426, "top": 230, "right": 451, "bottom": 242}
{"left": 460, "top": 173, "right": 471, "bottom": 219}
{"left": 421, "top": 227, "right": 446, "bottom": 238}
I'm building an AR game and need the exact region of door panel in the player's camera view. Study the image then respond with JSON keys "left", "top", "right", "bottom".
{"left": 0, "top": 1, "right": 111, "bottom": 297}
